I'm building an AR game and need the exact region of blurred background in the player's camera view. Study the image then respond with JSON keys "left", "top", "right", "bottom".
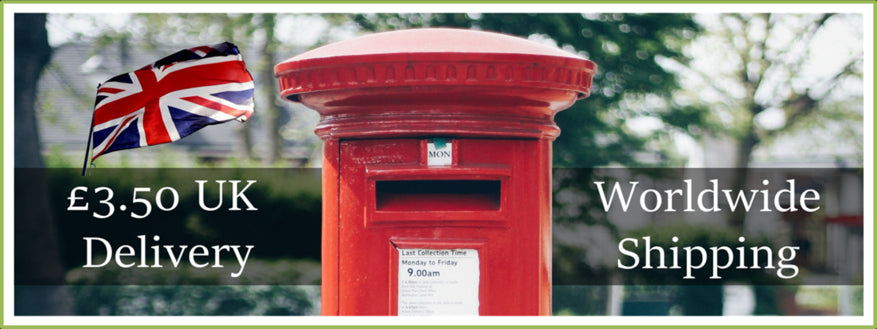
{"left": 14, "top": 10, "right": 865, "bottom": 316}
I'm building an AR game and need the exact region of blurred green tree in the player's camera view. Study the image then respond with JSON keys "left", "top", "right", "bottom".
{"left": 659, "top": 14, "right": 863, "bottom": 232}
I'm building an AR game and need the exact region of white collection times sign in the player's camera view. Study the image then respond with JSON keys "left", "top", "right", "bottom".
{"left": 397, "top": 248, "right": 480, "bottom": 316}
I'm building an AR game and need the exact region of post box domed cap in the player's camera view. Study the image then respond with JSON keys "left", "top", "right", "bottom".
{"left": 285, "top": 28, "right": 585, "bottom": 60}
{"left": 275, "top": 28, "right": 596, "bottom": 101}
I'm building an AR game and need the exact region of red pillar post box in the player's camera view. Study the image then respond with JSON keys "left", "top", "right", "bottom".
{"left": 275, "top": 28, "right": 595, "bottom": 316}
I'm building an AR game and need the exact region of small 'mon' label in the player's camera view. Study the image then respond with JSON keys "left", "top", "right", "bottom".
{"left": 427, "top": 139, "right": 452, "bottom": 166}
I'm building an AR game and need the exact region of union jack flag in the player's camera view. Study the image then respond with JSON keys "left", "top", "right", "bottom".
{"left": 87, "top": 42, "right": 254, "bottom": 164}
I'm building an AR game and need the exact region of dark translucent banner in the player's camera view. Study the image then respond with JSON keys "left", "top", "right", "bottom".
{"left": 15, "top": 168, "right": 322, "bottom": 286}
{"left": 14, "top": 168, "right": 863, "bottom": 287}
{"left": 552, "top": 167, "right": 864, "bottom": 286}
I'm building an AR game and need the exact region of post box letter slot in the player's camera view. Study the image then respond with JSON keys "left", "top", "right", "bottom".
{"left": 375, "top": 180, "right": 501, "bottom": 211}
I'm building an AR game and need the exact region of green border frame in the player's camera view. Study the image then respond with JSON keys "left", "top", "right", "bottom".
{"left": 1, "top": 1, "right": 874, "bottom": 328}
{"left": 1, "top": 2, "right": 4, "bottom": 327}
{"left": 0, "top": 0, "right": 875, "bottom": 4}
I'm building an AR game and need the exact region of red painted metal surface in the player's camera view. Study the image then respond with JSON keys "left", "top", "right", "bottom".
{"left": 275, "top": 28, "right": 595, "bottom": 316}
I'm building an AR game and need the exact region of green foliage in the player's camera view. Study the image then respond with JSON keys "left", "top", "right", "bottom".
{"left": 68, "top": 285, "right": 317, "bottom": 315}
{"left": 676, "top": 285, "right": 724, "bottom": 315}
{"left": 666, "top": 14, "right": 863, "bottom": 170}
{"left": 760, "top": 97, "right": 864, "bottom": 164}
{"left": 752, "top": 285, "right": 785, "bottom": 315}
{"left": 67, "top": 259, "right": 321, "bottom": 286}
{"left": 45, "top": 145, "right": 75, "bottom": 168}
{"left": 659, "top": 104, "right": 712, "bottom": 136}
{"left": 552, "top": 285, "right": 609, "bottom": 316}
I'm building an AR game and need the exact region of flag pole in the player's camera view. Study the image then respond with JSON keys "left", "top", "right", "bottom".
{"left": 82, "top": 84, "right": 99, "bottom": 176}
{"left": 81, "top": 112, "right": 95, "bottom": 176}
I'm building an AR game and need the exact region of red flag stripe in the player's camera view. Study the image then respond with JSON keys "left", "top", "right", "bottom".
{"left": 180, "top": 95, "right": 254, "bottom": 120}
{"left": 92, "top": 114, "right": 139, "bottom": 161}
{"left": 97, "top": 87, "right": 125, "bottom": 94}
{"left": 93, "top": 70, "right": 158, "bottom": 124}
{"left": 93, "top": 60, "right": 251, "bottom": 125}
{"left": 141, "top": 97, "right": 172, "bottom": 145}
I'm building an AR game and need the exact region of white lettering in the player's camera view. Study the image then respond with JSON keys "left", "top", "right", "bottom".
{"left": 82, "top": 235, "right": 253, "bottom": 278}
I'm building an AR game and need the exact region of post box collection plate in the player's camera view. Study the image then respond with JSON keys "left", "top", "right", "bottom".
{"left": 397, "top": 248, "right": 480, "bottom": 316}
